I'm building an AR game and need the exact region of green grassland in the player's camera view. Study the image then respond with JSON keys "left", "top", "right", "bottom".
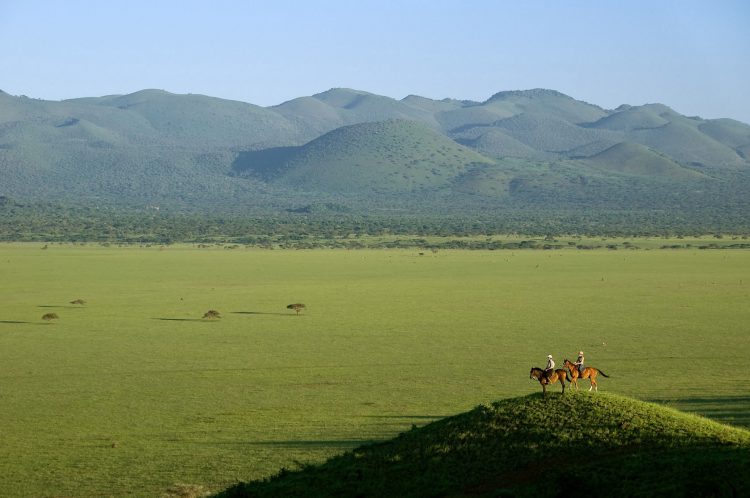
{"left": 0, "top": 245, "right": 749, "bottom": 496}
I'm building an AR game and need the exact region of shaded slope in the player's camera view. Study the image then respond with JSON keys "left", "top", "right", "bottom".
{"left": 232, "top": 120, "right": 494, "bottom": 194}
{"left": 217, "top": 393, "right": 750, "bottom": 498}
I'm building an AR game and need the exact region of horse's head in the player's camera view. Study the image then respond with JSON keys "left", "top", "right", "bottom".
{"left": 529, "top": 367, "right": 540, "bottom": 380}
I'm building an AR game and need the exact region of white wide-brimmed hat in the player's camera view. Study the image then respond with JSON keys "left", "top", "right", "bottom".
{"left": 547, "top": 354, "right": 553, "bottom": 358}
{"left": 579, "top": 351, "right": 584, "bottom": 355}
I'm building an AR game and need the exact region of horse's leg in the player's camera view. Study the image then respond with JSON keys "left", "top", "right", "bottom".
{"left": 590, "top": 371, "right": 597, "bottom": 392}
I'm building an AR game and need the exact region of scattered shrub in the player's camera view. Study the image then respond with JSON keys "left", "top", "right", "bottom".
{"left": 286, "top": 303, "right": 306, "bottom": 315}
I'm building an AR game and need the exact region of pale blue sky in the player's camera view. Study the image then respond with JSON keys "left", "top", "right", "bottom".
{"left": 1, "top": 0, "right": 749, "bottom": 123}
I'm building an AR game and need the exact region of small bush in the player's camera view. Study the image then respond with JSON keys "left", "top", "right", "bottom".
{"left": 42, "top": 313, "right": 59, "bottom": 321}
{"left": 202, "top": 310, "right": 221, "bottom": 319}
{"left": 286, "top": 303, "right": 306, "bottom": 315}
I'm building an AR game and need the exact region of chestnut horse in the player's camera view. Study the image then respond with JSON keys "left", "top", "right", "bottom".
{"left": 563, "top": 359, "right": 609, "bottom": 392}
{"left": 529, "top": 367, "right": 568, "bottom": 395}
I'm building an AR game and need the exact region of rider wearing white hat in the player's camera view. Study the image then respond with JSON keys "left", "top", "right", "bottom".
{"left": 545, "top": 354, "right": 555, "bottom": 380}
{"left": 574, "top": 351, "right": 585, "bottom": 374}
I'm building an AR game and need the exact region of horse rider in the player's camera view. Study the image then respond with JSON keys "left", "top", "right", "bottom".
{"left": 545, "top": 354, "right": 555, "bottom": 381}
{"left": 574, "top": 351, "right": 585, "bottom": 374}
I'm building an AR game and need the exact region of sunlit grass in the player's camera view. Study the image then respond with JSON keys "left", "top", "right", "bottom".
{"left": 0, "top": 244, "right": 748, "bottom": 496}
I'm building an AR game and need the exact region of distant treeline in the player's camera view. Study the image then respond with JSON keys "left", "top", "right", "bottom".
{"left": 1, "top": 197, "right": 748, "bottom": 244}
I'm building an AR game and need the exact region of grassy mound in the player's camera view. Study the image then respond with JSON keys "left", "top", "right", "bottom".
{"left": 584, "top": 141, "right": 704, "bottom": 179}
{"left": 216, "top": 393, "right": 750, "bottom": 498}
{"left": 233, "top": 120, "right": 494, "bottom": 193}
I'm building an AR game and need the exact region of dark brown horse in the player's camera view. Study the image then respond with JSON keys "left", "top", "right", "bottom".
{"left": 563, "top": 359, "right": 609, "bottom": 392}
{"left": 529, "top": 367, "right": 568, "bottom": 395}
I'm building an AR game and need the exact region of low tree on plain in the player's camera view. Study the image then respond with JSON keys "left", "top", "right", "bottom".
{"left": 286, "top": 303, "right": 306, "bottom": 315}
{"left": 202, "top": 310, "right": 221, "bottom": 320}
{"left": 42, "top": 313, "right": 59, "bottom": 322}
{"left": 70, "top": 299, "right": 86, "bottom": 305}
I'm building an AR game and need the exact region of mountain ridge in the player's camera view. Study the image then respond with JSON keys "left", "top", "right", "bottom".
{"left": 1, "top": 87, "right": 749, "bottom": 223}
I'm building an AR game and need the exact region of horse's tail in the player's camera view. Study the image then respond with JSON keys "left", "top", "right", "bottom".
{"left": 596, "top": 369, "right": 610, "bottom": 378}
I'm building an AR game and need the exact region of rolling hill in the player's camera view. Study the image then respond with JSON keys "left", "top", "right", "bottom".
{"left": 232, "top": 120, "right": 493, "bottom": 194}
{"left": 216, "top": 393, "right": 750, "bottom": 498}
{"left": 578, "top": 141, "right": 705, "bottom": 179}
{"left": 1, "top": 87, "right": 749, "bottom": 222}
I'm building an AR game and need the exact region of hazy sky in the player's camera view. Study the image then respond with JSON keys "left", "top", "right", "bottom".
{"left": 2, "top": 0, "right": 749, "bottom": 123}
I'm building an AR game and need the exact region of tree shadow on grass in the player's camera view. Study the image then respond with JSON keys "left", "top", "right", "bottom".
{"left": 0, "top": 320, "right": 34, "bottom": 324}
{"left": 153, "top": 318, "right": 214, "bottom": 322}
{"left": 360, "top": 415, "right": 448, "bottom": 420}
{"left": 214, "top": 439, "right": 374, "bottom": 450}
{"left": 231, "top": 311, "right": 297, "bottom": 317}
{"left": 37, "top": 305, "right": 81, "bottom": 309}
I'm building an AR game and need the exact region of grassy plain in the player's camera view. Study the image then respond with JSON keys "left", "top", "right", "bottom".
{"left": 0, "top": 244, "right": 748, "bottom": 497}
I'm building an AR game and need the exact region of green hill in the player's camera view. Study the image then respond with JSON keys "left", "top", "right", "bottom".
{"left": 698, "top": 118, "right": 750, "bottom": 159}
{"left": 587, "top": 104, "right": 748, "bottom": 170}
{"left": 453, "top": 127, "right": 547, "bottom": 159}
{"left": 582, "top": 141, "right": 705, "bottom": 179}
{"left": 587, "top": 104, "right": 670, "bottom": 132}
{"left": 232, "top": 120, "right": 494, "bottom": 194}
{"left": 484, "top": 88, "right": 609, "bottom": 124}
{"left": 272, "top": 88, "right": 442, "bottom": 138}
{"left": 2, "top": 87, "right": 750, "bottom": 221}
{"left": 491, "top": 111, "right": 620, "bottom": 153}
{"left": 216, "top": 393, "right": 750, "bottom": 498}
